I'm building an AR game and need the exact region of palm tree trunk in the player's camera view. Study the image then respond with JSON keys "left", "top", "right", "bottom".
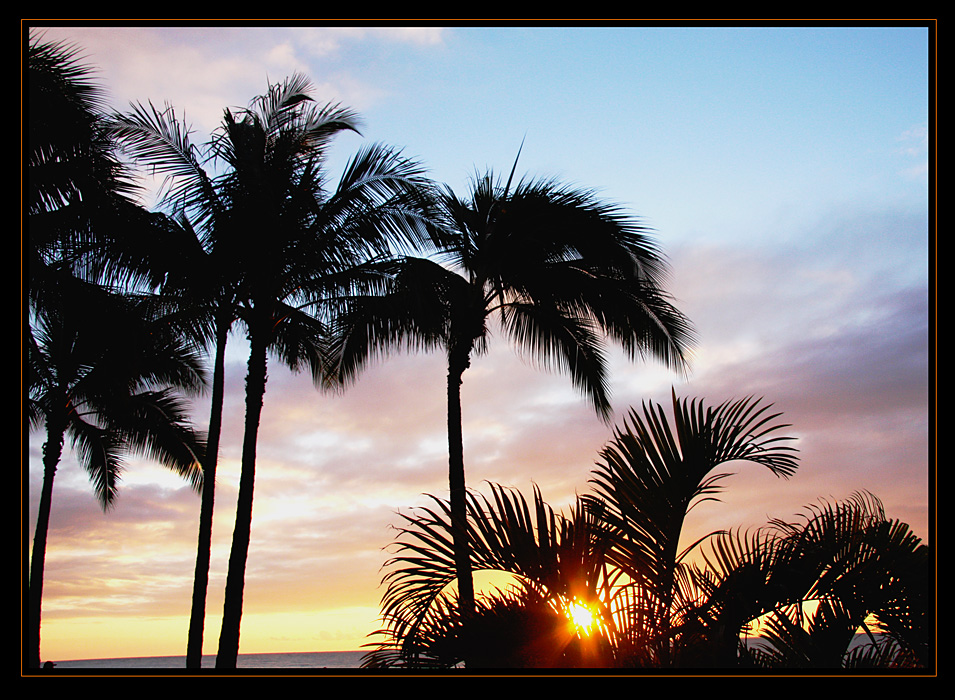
{"left": 185, "top": 317, "right": 229, "bottom": 668}
{"left": 28, "top": 415, "right": 65, "bottom": 669}
{"left": 655, "top": 509, "right": 686, "bottom": 667}
{"left": 446, "top": 346, "right": 474, "bottom": 618}
{"left": 215, "top": 320, "right": 269, "bottom": 669}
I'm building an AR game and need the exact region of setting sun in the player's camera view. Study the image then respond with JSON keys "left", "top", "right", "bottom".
{"left": 566, "top": 600, "right": 596, "bottom": 635}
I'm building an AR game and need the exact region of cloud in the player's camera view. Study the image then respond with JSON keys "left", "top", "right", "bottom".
{"left": 895, "top": 122, "right": 930, "bottom": 183}
{"left": 30, "top": 190, "right": 930, "bottom": 642}
{"left": 897, "top": 122, "right": 928, "bottom": 158}
{"left": 30, "top": 25, "right": 449, "bottom": 136}
{"left": 297, "top": 26, "right": 447, "bottom": 55}
{"left": 646, "top": 202, "right": 930, "bottom": 539}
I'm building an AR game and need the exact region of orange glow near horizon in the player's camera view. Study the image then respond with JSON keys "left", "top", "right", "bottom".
{"left": 37, "top": 606, "right": 378, "bottom": 663}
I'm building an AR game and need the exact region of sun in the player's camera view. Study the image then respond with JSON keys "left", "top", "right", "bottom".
{"left": 566, "top": 599, "right": 596, "bottom": 635}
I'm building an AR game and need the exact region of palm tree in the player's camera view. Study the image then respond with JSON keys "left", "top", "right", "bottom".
{"left": 27, "top": 278, "right": 206, "bottom": 669}
{"left": 108, "top": 98, "right": 252, "bottom": 667}
{"left": 332, "top": 164, "right": 695, "bottom": 619}
{"left": 148, "top": 213, "right": 242, "bottom": 670}
{"left": 27, "top": 33, "right": 209, "bottom": 668}
{"left": 367, "top": 393, "right": 928, "bottom": 670}
{"left": 26, "top": 34, "right": 210, "bottom": 669}
{"left": 363, "top": 392, "right": 800, "bottom": 668}
{"left": 585, "top": 391, "right": 799, "bottom": 666}
{"left": 112, "top": 74, "right": 437, "bottom": 668}
{"left": 364, "top": 482, "right": 615, "bottom": 668}
{"left": 686, "top": 492, "right": 929, "bottom": 669}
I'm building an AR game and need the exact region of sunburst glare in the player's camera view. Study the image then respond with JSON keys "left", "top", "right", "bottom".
{"left": 566, "top": 599, "right": 596, "bottom": 636}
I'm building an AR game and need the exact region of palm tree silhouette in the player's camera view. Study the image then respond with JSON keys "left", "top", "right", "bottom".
{"left": 332, "top": 162, "right": 695, "bottom": 620}
{"left": 141, "top": 212, "right": 244, "bottom": 669}
{"left": 27, "top": 279, "right": 206, "bottom": 669}
{"left": 106, "top": 99, "right": 254, "bottom": 666}
{"left": 26, "top": 35, "right": 208, "bottom": 669}
{"left": 364, "top": 481, "right": 615, "bottom": 668}
{"left": 107, "top": 91, "right": 298, "bottom": 666}
{"left": 687, "top": 492, "right": 928, "bottom": 669}
{"left": 113, "top": 74, "right": 437, "bottom": 668}
{"left": 362, "top": 393, "right": 928, "bottom": 670}
{"left": 584, "top": 392, "right": 800, "bottom": 666}
{"left": 365, "top": 392, "right": 798, "bottom": 667}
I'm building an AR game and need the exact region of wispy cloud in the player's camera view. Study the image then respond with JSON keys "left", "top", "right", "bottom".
{"left": 897, "top": 122, "right": 930, "bottom": 181}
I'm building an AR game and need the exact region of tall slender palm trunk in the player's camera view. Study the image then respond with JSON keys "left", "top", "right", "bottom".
{"left": 446, "top": 345, "right": 474, "bottom": 617}
{"left": 653, "top": 495, "right": 690, "bottom": 667}
{"left": 28, "top": 414, "right": 66, "bottom": 669}
{"left": 185, "top": 318, "right": 229, "bottom": 668}
{"left": 215, "top": 320, "right": 269, "bottom": 669}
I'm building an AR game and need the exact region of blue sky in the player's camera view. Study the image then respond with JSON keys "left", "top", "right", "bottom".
{"left": 26, "top": 23, "right": 932, "bottom": 662}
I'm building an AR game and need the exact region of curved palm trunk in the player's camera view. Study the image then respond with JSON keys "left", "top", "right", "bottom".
{"left": 215, "top": 320, "right": 269, "bottom": 669}
{"left": 446, "top": 345, "right": 475, "bottom": 618}
{"left": 654, "top": 521, "right": 684, "bottom": 667}
{"left": 185, "top": 317, "right": 229, "bottom": 668}
{"left": 28, "top": 413, "right": 65, "bottom": 669}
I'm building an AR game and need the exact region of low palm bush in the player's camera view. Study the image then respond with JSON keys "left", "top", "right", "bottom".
{"left": 363, "top": 392, "right": 927, "bottom": 670}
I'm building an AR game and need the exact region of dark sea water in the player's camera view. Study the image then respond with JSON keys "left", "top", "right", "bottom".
{"left": 50, "top": 650, "right": 366, "bottom": 671}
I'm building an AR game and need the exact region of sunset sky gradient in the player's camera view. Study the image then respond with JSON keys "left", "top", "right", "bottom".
{"left": 24, "top": 23, "right": 932, "bottom": 663}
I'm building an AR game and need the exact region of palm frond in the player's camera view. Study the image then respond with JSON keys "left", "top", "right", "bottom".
{"left": 109, "top": 389, "right": 205, "bottom": 494}
{"left": 110, "top": 101, "right": 220, "bottom": 229}
{"left": 319, "top": 143, "right": 439, "bottom": 255}
{"left": 500, "top": 301, "right": 613, "bottom": 420}
{"left": 269, "top": 301, "right": 329, "bottom": 382}
{"left": 369, "top": 481, "right": 619, "bottom": 669}
{"left": 67, "top": 416, "right": 126, "bottom": 509}
{"left": 326, "top": 256, "right": 464, "bottom": 388}
{"left": 30, "top": 283, "right": 208, "bottom": 500}
{"left": 581, "top": 392, "right": 799, "bottom": 655}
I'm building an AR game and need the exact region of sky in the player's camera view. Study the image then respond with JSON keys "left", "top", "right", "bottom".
{"left": 24, "top": 22, "right": 933, "bottom": 664}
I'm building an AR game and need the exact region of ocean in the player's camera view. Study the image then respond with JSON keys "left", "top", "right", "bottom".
{"left": 47, "top": 650, "right": 367, "bottom": 671}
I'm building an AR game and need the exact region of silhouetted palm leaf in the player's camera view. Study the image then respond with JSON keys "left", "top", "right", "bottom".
{"left": 367, "top": 482, "right": 616, "bottom": 668}
{"left": 683, "top": 492, "right": 928, "bottom": 669}
{"left": 581, "top": 391, "right": 798, "bottom": 664}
